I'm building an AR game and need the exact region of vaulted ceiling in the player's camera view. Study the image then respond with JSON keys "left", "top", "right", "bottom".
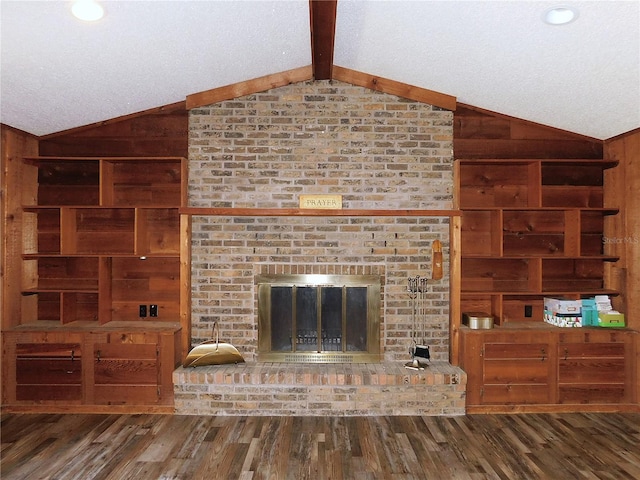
{"left": 1, "top": 0, "right": 638, "bottom": 140}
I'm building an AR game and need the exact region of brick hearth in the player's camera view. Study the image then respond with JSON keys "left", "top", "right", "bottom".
{"left": 174, "top": 362, "right": 466, "bottom": 416}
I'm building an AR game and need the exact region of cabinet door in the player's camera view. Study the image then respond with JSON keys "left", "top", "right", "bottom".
{"left": 482, "top": 341, "right": 553, "bottom": 405}
{"left": 558, "top": 331, "right": 631, "bottom": 404}
{"left": 93, "top": 343, "right": 160, "bottom": 405}
{"left": 16, "top": 343, "right": 82, "bottom": 402}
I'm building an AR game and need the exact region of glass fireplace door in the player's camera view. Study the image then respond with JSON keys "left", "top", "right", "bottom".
{"left": 257, "top": 275, "right": 380, "bottom": 363}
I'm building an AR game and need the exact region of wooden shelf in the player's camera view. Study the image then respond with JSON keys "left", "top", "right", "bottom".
{"left": 457, "top": 157, "right": 620, "bottom": 324}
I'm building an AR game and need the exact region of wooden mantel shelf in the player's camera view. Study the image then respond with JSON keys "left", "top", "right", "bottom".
{"left": 179, "top": 208, "right": 461, "bottom": 217}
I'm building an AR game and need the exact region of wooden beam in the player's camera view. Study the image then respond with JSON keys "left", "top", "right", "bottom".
{"left": 186, "top": 66, "right": 313, "bottom": 110}
{"left": 309, "top": 0, "right": 337, "bottom": 80}
{"left": 180, "top": 207, "right": 460, "bottom": 217}
{"left": 332, "top": 66, "right": 457, "bottom": 111}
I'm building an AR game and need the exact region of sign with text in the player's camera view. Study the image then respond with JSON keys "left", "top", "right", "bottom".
{"left": 299, "top": 194, "right": 343, "bottom": 209}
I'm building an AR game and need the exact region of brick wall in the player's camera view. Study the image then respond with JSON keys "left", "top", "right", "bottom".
{"left": 188, "top": 80, "right": 454, "bottom": 362}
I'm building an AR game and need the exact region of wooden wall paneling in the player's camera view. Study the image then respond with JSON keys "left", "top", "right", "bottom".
{"left": 604, "top": 128, "right": 640, "bottom": 405}
{"left": 454, "top": 104, "right": 603, "bottom": 159}
{"left": 1, "top": 125, "right": 38, "bottom": 331}
{"left": 159, "top": 329, "right": 181, "bottom": 402}
{"left": 38, "top": 103, "right": 188, "bottom": 158}
{"left": 604, "top": 129, "right": 640, "bottom": 327}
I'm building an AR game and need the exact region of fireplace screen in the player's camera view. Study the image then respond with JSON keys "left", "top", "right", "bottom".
{"left": 257, "top": 275, "right": 381, "bottom": 363}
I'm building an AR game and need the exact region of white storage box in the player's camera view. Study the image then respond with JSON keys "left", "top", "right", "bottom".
{"left": 544, "top": 297, "right": 582, "bottom": 315}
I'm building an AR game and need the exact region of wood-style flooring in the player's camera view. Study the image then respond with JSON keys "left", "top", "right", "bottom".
{"left": 2, "top": 412, "right": 640, "bottom": 479}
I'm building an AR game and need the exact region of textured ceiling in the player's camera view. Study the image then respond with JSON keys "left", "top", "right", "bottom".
{"left": 1, "top": 0, "right": 639, "bottom": 140}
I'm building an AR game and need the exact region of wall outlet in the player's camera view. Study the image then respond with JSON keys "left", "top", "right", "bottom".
{"left": 524, "top": 305, "right": 533, "bottom": 318}
{"left": 150, "top": 304, "right": 158, "bottom": 317}
{"left": 139, "top": 305, "right": 147, "bottom": 317}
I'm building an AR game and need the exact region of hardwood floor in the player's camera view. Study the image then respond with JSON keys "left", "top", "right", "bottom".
{"left": 2, "top": 412, "right": 640, "bottom": 479}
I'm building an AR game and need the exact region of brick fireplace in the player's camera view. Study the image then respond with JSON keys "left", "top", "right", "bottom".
{"left": 173, "top": 80, "right": 466, "bottom": 415}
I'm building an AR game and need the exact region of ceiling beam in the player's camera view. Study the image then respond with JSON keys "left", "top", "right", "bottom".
{"left": 186, "top": 66, "right": 313, "bottom": 109}
{"left": 333, "top": 66, "right": 457, "bottom": 111}
{"left": 309, "top": 0, "right": 337, "bottom": 80}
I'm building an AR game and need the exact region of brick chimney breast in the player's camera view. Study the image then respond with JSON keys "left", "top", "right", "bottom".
{"left": 188, "top": 80, "right": 453, "bottom": 362}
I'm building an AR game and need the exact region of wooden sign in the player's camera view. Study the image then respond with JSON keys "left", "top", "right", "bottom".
{"left": 299, "top": 194, "right": 343, "bottom": 209}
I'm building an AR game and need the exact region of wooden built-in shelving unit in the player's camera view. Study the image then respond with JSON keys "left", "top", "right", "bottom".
{"left": 457, "top": 157, "right": 637, "bottom": 412}
{"left": 2, "top": 156, "right": 188, "bottom": 412}
{"left": 457, "top": 158, "right": 620, "bottom": 323}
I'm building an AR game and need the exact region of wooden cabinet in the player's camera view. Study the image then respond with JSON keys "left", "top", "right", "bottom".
{"left": 460, "top": 327, "right": 637, "bottom": 412}
{"left": 457, "top": 158, "right": 619, "bottom": 324}
{"left": 2, "top": 157, "right": 186, "bottom": 412}
{"left": 3, "top": 325, "right": 180, "bottom": 410}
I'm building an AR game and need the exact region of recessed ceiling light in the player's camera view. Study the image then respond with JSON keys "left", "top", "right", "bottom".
{"left": 543, "top": 6, "right": 579, "bottom": 25}
{"left": 71, "top": 0, "right": 105, "bottom": 22}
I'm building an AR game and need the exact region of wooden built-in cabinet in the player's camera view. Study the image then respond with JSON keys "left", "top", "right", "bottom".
{"left": 3, "top": 324, "right": 180, "bottom": 409}
{"left": 457, "top": 158, "right": 637, "bottom": 412}
{"left": 2, "top": 156, "right": 187, "bottom": 412}
{"left": 461, "top": 327, "right": 636, "bottom": 412}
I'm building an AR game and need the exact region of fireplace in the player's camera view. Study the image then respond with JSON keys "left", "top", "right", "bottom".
{"left": 175, "top": 80, "right": 466, "bottom": 416}
{"left": 256, "top": 274, "right": 381, "bottom": 363}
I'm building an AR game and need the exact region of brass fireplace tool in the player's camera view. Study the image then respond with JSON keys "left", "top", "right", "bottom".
{"left": 405, "top": 275, "right": 430, "bottom": 370}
